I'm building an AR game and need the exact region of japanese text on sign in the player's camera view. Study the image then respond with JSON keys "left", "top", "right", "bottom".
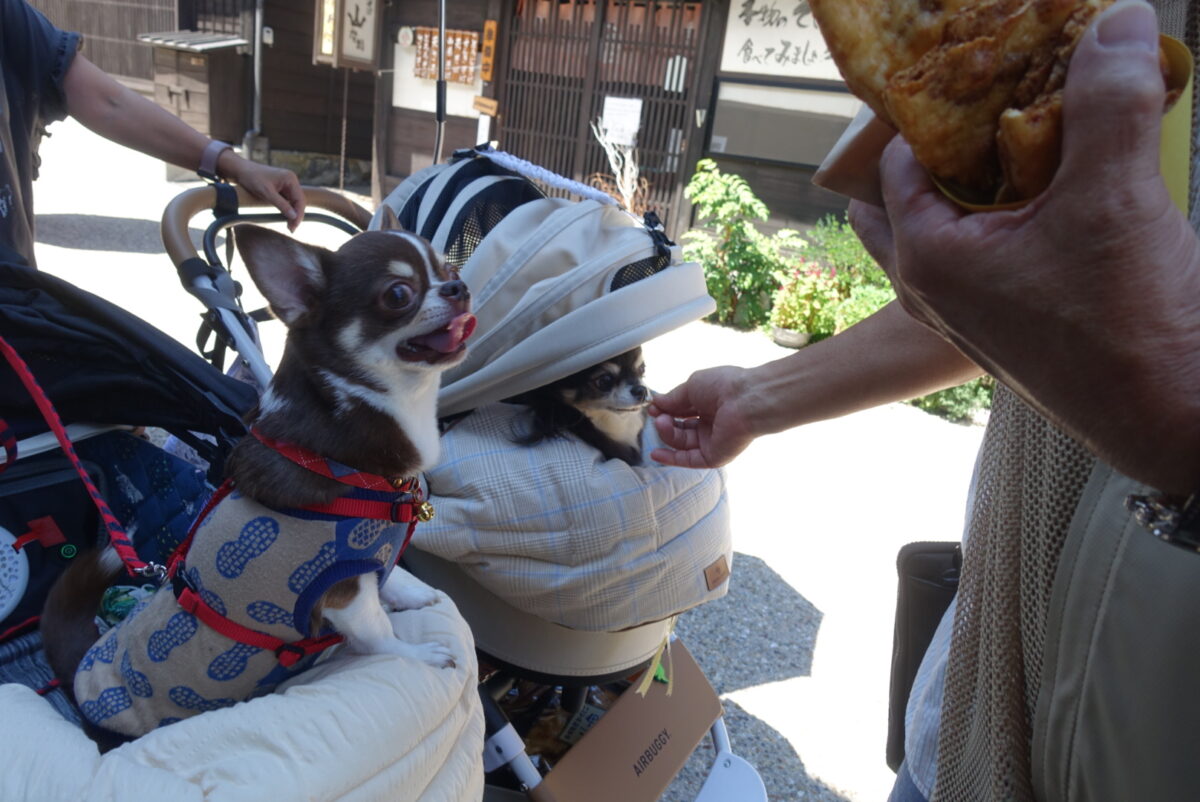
{"left": 340, "top": 0, "right": 378, "bottom": 63}
{"left": 719, "top": 0, "right": 841, "bottom": 81}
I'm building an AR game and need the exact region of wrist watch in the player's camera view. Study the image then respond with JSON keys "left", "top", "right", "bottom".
{"left": 198, "top": 139, "right": 233, "bottom": 181}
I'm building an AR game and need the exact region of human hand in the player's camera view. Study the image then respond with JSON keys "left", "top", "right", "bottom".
{"left": 648, "top": 366, "right": 757, "bottom": 469}
{"left": 218, "top": 151, "right": 307, "bottom": 232}
{"left": 848, "top": 0, "right": 1200, "bottom": 492}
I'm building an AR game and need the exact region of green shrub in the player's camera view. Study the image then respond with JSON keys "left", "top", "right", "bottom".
{"left": 795, "top": 213, "right": 995, "bottom": 423}
{"left": 908, "top": 375, "right": 996, "bottom": 423}
{"left": 769, "top": 261, "right": 841, "bottom": 337}
{"left": 797, "top": 213, "right": 895, "bottom": 335}
{"left": 835, "top": 283, "right": 895, "bottom": 332}
{"left": 802, "top": 214, "right": 890, "bottom": 295}
{"left": 682, "top": 160, "right": 802, "bottom": 328}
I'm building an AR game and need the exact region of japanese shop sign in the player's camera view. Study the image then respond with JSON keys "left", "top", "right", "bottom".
{"left": 719, "top": 0, "right": 841, "bottom": 81}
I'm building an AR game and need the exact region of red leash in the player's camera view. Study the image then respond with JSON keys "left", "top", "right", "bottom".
{"left": 0, "top": 335, "right": 162, "bottom": 580}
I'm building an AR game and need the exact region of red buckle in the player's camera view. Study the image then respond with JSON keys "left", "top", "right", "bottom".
{"left": 390, "top": 500, "right": 412, "bottom": 523}
{"left": 274, "top": 643, "right": 307, "bottom": 668}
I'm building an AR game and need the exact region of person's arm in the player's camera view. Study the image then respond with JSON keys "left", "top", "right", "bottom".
{"left": 649, "top": 300, "right": 983, "bottom": 468}
{"left": 853, "top": 0, "right": 1200, "bottom": 494}
{"left": 61, "top": 53, "right": 305, "bottom": 230}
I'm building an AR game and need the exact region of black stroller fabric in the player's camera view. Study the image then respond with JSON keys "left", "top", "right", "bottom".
{"left": 0, "top": 263, "right": 242, "bottom": 720}
{"left": 394, "top": 149, "right": 545, "bottom": 266}
{"left": 0, "top": 263, "right": 255, "bottom": 460}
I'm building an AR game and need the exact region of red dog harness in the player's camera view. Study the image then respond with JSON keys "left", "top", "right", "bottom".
{"left": 166, "top": 429, "right": 434, "bottom": 667}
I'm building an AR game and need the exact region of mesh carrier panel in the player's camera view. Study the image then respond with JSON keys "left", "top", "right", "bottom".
{"left": 416, "top": 159, "right": 540, "bottom": 241}
{"left": 932, "top": 10, "right": 1198, "bottom": 799}
{"left": 610, "top": 252, "right": 671, "bottom": 291}
{"left": 441, "top": 181, "right": 544, "bottom": 266}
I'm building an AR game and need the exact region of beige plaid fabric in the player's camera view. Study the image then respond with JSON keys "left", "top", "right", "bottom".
{"left": 416, "top": 402, "right": 732, "bottom": 631}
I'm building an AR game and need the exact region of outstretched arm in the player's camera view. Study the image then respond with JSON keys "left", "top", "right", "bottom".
{"left": 649, "top": 300, "right": 982, "bottom": 469}
{"left": 62, "top": 53, "right": 305, "bottom": 230}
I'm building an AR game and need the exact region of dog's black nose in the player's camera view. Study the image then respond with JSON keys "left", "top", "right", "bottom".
{"left": 439, "top": 280, "right": 469, "bottom": 301}
{"left": 631, "top": 385, "right": 648, "bottom": 402}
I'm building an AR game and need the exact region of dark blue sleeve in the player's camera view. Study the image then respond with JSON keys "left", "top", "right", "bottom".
{"left": 2, "top": 0, "right": 82, "bottom": 123}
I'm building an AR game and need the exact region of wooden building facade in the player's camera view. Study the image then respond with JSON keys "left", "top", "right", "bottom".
{"left": 30, "top": 0, "right": 374, "bottom": 163}
{"left": 374, "top": 0, "right": 853, "bottom": 236}
{"left": 31, "top": 1, "right": 855, "bottom": 231}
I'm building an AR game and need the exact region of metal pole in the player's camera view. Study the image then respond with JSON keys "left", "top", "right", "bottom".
{"left": 242, "top": 0, "right": 264, "bottom": 157}
{"left": 340, "top": 67, "right": 349, "bottom": 190}
{"left": 433, "top": 0, "right": 447, "bottom": 164}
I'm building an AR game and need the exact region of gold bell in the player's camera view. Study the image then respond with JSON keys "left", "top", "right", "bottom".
{"left": 416, "top": 500, "right": 435, "bottom": 523}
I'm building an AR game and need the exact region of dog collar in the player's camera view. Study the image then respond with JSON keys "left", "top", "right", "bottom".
{"left": 251, "top": 428, "right": 417, "bottom": 492}
{"left": 249, "top": 428, "right": 434, "bottom": 524}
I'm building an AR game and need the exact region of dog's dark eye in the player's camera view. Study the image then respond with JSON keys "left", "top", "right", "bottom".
{"left": 381, "top": 282, "right": 416, "bottom": 311}
{"left": 593, "top": 374, "right": 615, "bottom": 393}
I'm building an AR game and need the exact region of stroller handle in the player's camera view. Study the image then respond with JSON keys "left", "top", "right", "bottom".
{"left": 160, "top": 185, "right": 373, "bottom": 268}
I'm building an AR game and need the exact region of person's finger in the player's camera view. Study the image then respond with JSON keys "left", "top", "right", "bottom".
{"left": 650, "top": 446, "right": 714, "bottom": 470}
{"left": 847, "top": 199, "right": 895, "bottom": 278}
{"left": 652, "top": 413, "right": 699, "bottom": 450}
{"left": 247, "top": 183, "right": 296, "bottom": 228}
{"left": 280, "top": 179, "right": 306, "bottom": 231}
{"left": 878, "top": 137, "right": 962, "bottom": 239}
{"left": 1059, "top": 0, "right": 1165, "bottom": 194}
{"left": 649, "top": 384, "right": 697, "bottom": 418}
{"left": 649, "top": 446, "right": 683, "bottom": 466}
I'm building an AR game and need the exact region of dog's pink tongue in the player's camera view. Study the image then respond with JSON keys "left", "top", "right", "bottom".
{"left": 413, "top": 313, "right": 477, "bottom": 353}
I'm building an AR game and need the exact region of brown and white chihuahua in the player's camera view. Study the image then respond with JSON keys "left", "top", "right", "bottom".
{"left": 41, "top": 210, "right": 475, "bottom": 743}
{"left": 507, "top": 347, "right": 650, "bottom": 465}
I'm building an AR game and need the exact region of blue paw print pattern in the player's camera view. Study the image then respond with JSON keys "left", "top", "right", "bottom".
{"left": 183, "top": 568, "right": 226, "bottom": 615}
{"left": 200, "top": 587, "right": 227, "bottom": 616}
{"left": 80, "top": 687, "right": 131, "bottom": 723}
{"left": 124, "top": 597, "right": 154, "bottom": 624}
{"left": 120, "top": 651, "right": 154, "bottom": 698}
{"left": 344, "top": 518, "right": 387, "bottom": 551}
{"left": 78, "top": 635, "right": 119, "bottom": 673}
{"left": 247, "top": 600, "right": 293, "bottom": 626}
{"left": 147, "top": 611, "right": 198, "bottom": 662}
{"left": 289, "top": 541, "right": 337, "bottom": 593}
{"left": 207, "top": 642, "right": 263, "bottom": 681}
{"left": 169, "top": 685, "right": 237, "bottom": 714}
{"left": 216, "top": 516, "right": 280, "bottom": 579}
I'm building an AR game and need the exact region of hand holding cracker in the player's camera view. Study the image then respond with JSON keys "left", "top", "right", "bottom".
{"left": 849, "top": 1, "right": 1200, "bottom": 493}
{"left": 812, "top": 0, "right": 1177, "bottom": 204}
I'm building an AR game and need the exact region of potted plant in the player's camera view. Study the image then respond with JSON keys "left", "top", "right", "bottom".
{"left": 768, "top": 261, "right": 840, "bottom": 347}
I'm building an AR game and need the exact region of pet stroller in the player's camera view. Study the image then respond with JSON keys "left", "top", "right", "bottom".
{"left": 373, "top": 146, "right": 768, "bottom": 801}
{"left": 0, "top": 186, "right": 483, "bottom": 801}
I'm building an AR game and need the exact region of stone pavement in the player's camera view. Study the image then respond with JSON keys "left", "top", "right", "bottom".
{"left": 30, "top": 118, "right": 985, "bottom": 801}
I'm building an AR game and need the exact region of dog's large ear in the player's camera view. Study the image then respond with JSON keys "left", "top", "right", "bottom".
{"left": 233, "top": 225, "right": 328, "bottom": 326}
{"left": 377, "top": 205, "right": 401, "bottom": 232}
